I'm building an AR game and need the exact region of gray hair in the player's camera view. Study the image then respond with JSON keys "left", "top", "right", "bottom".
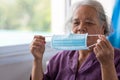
{"left": 65, "top": 0, "right": 112, "bottom": 36}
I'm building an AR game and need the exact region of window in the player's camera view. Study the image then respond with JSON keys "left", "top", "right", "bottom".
{"left": 0, "top": 0, "right": 66, "bottom": 46}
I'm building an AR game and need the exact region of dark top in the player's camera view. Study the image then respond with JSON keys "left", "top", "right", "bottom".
{"left": 43, "top": 48, "right": 120, "bottom": 80}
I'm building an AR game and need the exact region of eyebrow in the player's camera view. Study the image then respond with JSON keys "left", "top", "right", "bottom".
{"left": 72, "top": 18, "right": 94, "bottom": 22}
{"left": 72, "top": 18, "right": 79, "bottom": 21}
{"left": 85, "top": 18, "right": 94, "bottom": 21}
{"left": 85, "top": 19, "right": 94, "bottom": 22}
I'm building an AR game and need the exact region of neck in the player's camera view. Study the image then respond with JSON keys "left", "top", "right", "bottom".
{"left": 77, "top": 50, "right": 91, "bottom": 69}
{"left": 78, "top": 50, "right": 91, "bottom": 62}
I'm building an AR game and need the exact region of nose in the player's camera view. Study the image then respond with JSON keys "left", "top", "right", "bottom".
{"left": 77, "top": 22, "right": 87, "bottom": 33}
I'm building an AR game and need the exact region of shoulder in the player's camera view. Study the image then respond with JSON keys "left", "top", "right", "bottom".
{"left": 114, "top": 48, "right": 120, "bottom": 64}
{"left": 114, "top": 48, "right": 120, "bottom": 58}
{"left": 114, "top": 48, "right": 120, "bottom": 53}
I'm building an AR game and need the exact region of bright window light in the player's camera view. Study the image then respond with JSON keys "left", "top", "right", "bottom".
{"left": 0, "top": 0, "right": 66, "bottom": 46}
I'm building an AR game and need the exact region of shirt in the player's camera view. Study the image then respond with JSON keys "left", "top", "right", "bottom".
{"left": 43, "top": 48, "right": 120, "bottom": 80}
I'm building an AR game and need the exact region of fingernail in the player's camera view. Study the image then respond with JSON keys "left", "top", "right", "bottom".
{"left": 97, "top": 39, "right": 101, "bottom": 43}
{"left": 42, "top": 41, "right": 46, "bottom": 45}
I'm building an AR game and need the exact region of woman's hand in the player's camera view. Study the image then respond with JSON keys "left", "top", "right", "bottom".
{"left": 93, "top": 35, "right": 114, "bottom": 65}
{"left": 30, "top": 35, "right": 46, "bottom": 60}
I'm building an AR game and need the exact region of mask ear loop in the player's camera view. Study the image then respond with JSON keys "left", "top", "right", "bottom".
{"left": 87, "top": 34, "right": 98, "bottom": 49}
{"left": 87, "top": 24, "right": 104, "bottom": 49}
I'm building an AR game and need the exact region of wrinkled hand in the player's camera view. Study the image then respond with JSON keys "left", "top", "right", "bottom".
{"left": 30, "top": 35, "right": 46, "bottom": 60}
{"left": 94, "top": 35, "right": 114, "bottom": 65}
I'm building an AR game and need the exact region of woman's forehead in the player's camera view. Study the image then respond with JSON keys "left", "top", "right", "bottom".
{"left": 73, "top": 5, "right": 98, "bottom": 20}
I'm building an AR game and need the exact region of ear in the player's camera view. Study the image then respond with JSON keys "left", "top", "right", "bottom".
{"left": 101, "top": 23, "right": 106, "bottom": 35}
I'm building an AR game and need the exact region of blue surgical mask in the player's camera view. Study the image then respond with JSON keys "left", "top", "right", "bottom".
{"left": 51, "top": 33, "right": 98, "bottom": 50}
{"left": 51, "top": 33, "right": 97, "bottom": 50}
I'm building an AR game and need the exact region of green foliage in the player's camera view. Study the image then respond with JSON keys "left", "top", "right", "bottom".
{"left": 0, "top": 0, "right": 51, "bottom": 32}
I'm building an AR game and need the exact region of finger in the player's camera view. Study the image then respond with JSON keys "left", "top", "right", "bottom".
{"left": 35, "top": 39, "right": 46, "bottom": 44}
{"left": 99, "top": 35, "right": 112, "bottom": 48}
{"left": 30, "top": 39, "right": 45, "bottom": 49}
{"left": 32, "top": 40, "right": 46, "bottom": 46}
{"left": 99, "top": 35, "right": 109, "bottom": 44}
{"left": 31, "top": 45, "right": 41, "bottom": 49}
{"left": 94, "top": 47, "right": 98, "bottom": 53}
{"left": 34, "top": 38, "right": 46, "bottom": 44}
{"left": 96, "top": 42, "right": 103, "bottom": 50}
{"left": 30, "top": 45, "right": 40, "bottom": 53}
{"left": 97, "top": 39, "right": 107, "bottom": 50}
{"left": 34, "top": 35, "right": 45, "bottom": 40}
{"left": 98, "top": 35, "right": 108, "bottom": 48}
{"left": 32, "top": 42, "right": 45, "bottom": 49}
{"left": 94, "top": 47, "right": 99, "bottom": 56}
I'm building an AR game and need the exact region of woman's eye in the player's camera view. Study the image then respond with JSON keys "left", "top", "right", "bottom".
{"left": 86, "top": 22, "right": 94, "bottom": 25}
{"left": 73, "top": 22, "right": 80, "bottom": 26}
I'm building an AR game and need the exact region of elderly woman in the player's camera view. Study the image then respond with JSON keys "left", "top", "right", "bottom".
{"left": 30, "top": 0, "right": 120, "bottom": 80}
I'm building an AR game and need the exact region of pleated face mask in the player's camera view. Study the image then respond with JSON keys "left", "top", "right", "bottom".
{"left": 51, "top": 33, "right": 97, "bottom": 50}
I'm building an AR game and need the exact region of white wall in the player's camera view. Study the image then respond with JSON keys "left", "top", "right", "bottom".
{"left": 0, "top": 44, "right": 33, "bottom": 80}
{"left": 51, "top": 0, "right": 66, "bottom": 34}
{"left": 0, "top": 43, "right": 59, "bottom": 80}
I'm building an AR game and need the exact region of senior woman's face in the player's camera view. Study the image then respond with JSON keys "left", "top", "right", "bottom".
{"left": 72, "top": 5, "right": 105, "bottom": 47}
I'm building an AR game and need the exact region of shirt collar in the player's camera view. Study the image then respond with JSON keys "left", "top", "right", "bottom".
{"left": 68, "top": 50, "right": 79, "bottom": 73}
{"left": 68, "top": 50, "right": 97, "bottom": 73}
